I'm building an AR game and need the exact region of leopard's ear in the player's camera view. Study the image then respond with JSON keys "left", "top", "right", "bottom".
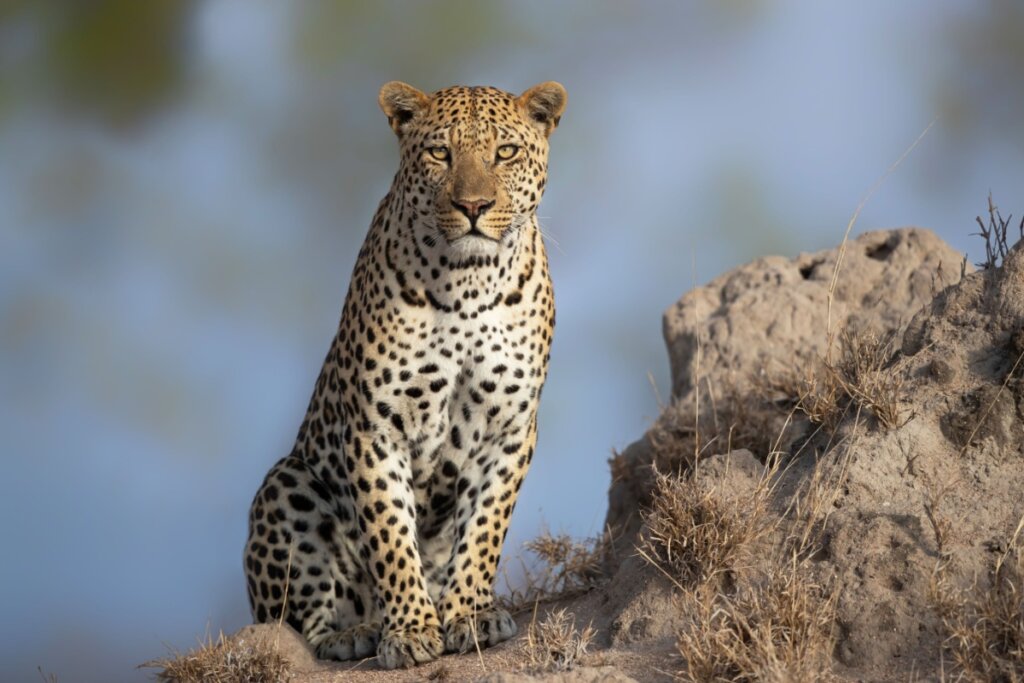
{"left": 379, "top": 81, "right": 429, "bottom": 137}
{"left": 517, "top": 82, "right": 567, "bottom": 138}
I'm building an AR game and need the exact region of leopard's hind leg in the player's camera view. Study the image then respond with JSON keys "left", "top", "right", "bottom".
{"left": 244, "top": 456, "right": 379, "bottom": 661}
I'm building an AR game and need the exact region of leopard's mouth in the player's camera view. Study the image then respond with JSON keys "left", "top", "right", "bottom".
{"left": 446, "top": 227, "right": 505, "bottom": 262}
{"left": 437, "top": 213, "right": 520, "bottom": 249}
{"left": 454, "top": 226, "right": 500, "bottom": 242}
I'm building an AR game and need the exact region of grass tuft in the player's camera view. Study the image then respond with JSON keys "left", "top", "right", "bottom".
{"left": 524, "top": 607, "right": 596, "bottom": 673}
{"left": 648, "top": 381, "right": 794, "bottom": 473}
{"left": 674, "top": 563, "right": 838, "bottom": 683}
{"left": 974, "top": 193, "right": 1023, "bottom": 271}
{"left": 637, "top": 467, "right": 774, "bottom": 591}
{"left": 636, "top": 395, "right": 851, "bottom": 682}
{"left": 776, "top": 326, "right": 907, "bottom": 432}
{"left": 499, "top": 530, "right": 610, "bottom": 613}
{"left": 930, "top": 516, "right": 1024, "bottom": 682}
{"left": 832, "top": 327, "right": 907, "bottom": 429}
{"left": 141, "top": 630, "right": 291, "bottom": 683}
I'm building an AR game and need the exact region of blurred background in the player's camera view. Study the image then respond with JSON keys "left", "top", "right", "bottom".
{"left": 1, "top": 1, "right": 1021, "bottom": 680}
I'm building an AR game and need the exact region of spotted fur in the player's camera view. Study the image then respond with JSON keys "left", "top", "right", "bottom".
{"left": 244, "top": 81, "right": 566, "bottom": 669}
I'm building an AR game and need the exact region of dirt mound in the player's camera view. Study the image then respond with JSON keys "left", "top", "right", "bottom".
{"left": 604, "top": 227, "right": 1024, "bottom": 681}
{"left": 608, "top": 228, "right": 970, "bottom": 543}
{"left": 662, "top": 228, "right": 963, "bottom": 400}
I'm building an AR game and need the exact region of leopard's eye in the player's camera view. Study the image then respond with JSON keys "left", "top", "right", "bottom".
{"left": 427, "top": 146, "right": 450, "bottom": 162}
{"left": 496, "top": 144, "right": 519, "bottom": 161}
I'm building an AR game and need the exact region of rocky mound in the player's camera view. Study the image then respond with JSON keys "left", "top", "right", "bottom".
{"left": 602, "top": 227, "right": 1024, "bottom": 681}
{"left": 608, "top": 228, "right": 972, "bottom": 540}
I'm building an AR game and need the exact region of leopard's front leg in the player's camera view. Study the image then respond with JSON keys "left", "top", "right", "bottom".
{"left": 348, "top": 431, "right": 444, "bottom": 669}
{"left": 438, "top": 423, "right": 537, "bottom": 653}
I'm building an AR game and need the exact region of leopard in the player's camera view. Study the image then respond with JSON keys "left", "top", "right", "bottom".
{"left": 243, "top": 80, "right": 566, "bottom": 670}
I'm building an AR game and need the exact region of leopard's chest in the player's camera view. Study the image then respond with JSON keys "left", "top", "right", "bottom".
{"left": 391, "top": 304, "right": 543, "bottom": 481}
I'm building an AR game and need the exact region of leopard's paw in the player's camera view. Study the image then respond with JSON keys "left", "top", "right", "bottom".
{"left": 376, "top": 623, "right": 444, "bottom": 669}
{"left": 313, "top": 622, "right": 380, "bottom": 661}
{"left": 444, "top": 607, "right": 517, "bottom": 653}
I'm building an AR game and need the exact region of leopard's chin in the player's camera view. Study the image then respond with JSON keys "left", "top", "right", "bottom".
{"left": 447, "top": 232, "right": 501, "bottom": 262}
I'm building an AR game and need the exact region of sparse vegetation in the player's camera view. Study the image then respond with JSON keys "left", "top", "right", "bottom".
{"left": 637, "top": 467, "right": 774, "bottom": 590}
{"left": 141, "top": 630, "right": 291, "bottom": 683}
{"left": 831, "top": 327, "right": 906, "bottom": 428}
{"left": 974, "top": 193, "right": 1023, "bottom": 271}
{"left": 636, "top": 388, "right": 851, "bottom": 682}
{"left": 524, "top": 608, "right": 596, "bottom": 673}
{"left": 771, "top": 326, "right": 907, "bottom": 432}
{"left": 760, "top": 361, "right": 844, "bottom": 435}
{"left": 674, "top": 562, "right": 838, "bottom": 683}
{"left": 647, "top": 380, "right": 794, "bottom": 473}
{"left": 930, "top": 516, "right": 1024, "bottom": 683}
{"left": 659, "top": 460, "right": 842, "bottom": 683}
{"left": 499, "top": 530, "right": 610, "bottom": 613}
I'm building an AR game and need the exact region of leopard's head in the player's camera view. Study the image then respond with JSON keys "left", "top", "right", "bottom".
{"left": 380, "top": 82, "right": 566, "bottom": 260}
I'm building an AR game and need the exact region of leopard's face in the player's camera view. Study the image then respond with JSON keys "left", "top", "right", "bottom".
{"left": 380, "top": 83, "right": 566, "bottom": 260}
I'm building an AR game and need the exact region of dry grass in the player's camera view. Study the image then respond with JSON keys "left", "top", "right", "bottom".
{"left": 674, "top": 561, "right": 838, "bottom": 683}
{"left": 930, "top": 516, "right": 1024, "bottom": 683}
{"left": 524, "top": 607, "right": 596, "bottom": 673}
{"left": 498, "top": 530, "right": 610, "bottom": 613}
{"left": 833, "top": 327, "right": 907, "bottom": 429}
{"left": 760, "top": 362, "right": 843, "bottom": 435}
{"left": 772, "top": 326, "right": 907, "bottom": 432}
{"left": 647, "top": 380, "right": 794, "bottom": 474}
{"left": 636, "top": 402, "right": 852, "bottom": 682}
{"left": 141, "top": 630, "right": 291, "bottom": 683}
{"left": 637, "top": 467, "right": 775, "bottom": 591}
{"left": 782, "top": 438, "right": 853, "bottom": 562}
{"left": 923, "top": 475, "right": 960, "bottom": 557}
{"left": 662, "top": 455, "right": 842, "bottom": 683}
{"left": 974, "top": 193, "right": 1023, "bottom": 271}
{"left": 524, "top": 532, "right": 606, "bottom": 590}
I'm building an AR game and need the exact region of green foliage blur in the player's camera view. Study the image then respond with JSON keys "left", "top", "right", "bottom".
{"left": 1, "top": 0, "right": 193, "bottom": 125}
{"left": 4, "top": 0, "right": 1022, "bottom": 144}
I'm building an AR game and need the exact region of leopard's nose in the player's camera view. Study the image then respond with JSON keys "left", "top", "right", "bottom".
{"left": 452, "top": 199, "right": 495, "bottom": 225}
